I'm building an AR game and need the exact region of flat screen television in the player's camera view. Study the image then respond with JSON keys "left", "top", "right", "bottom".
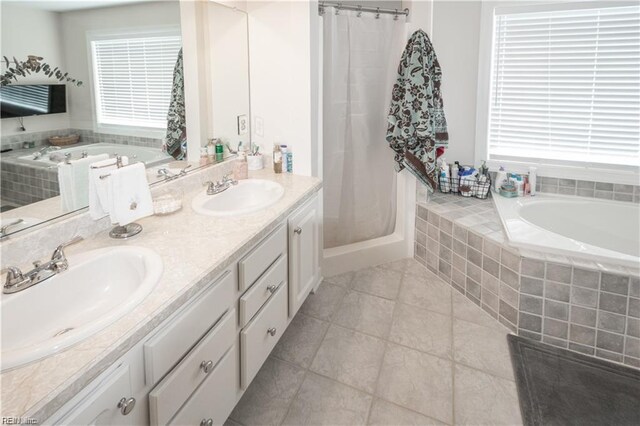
{"left": 0, "top": 84, "right": 67, "bottom": 118}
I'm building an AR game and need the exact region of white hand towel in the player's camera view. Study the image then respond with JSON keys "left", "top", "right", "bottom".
{"left": 58, "top": 154, "right": 109, "bottom": 212}
{"left": 108, "top": 162, "right": 153, "bottom": 225}
{"left": 89, "top": 156, "right": 129, "bottom": 220}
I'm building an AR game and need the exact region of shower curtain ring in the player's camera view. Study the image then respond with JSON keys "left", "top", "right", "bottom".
{"left": 394, "top": 9, "right": 399, "bottom": 20}
{"left": 375, "top": 7, "right": 380, "bottom": 19}
{"left": 336, "top": 3, "right": 341, "bottom": 15}
{"left": 357, "top": 5, "right": 362, "bottom": 17}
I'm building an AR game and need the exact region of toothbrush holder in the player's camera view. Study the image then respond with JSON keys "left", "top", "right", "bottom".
{"left": 247, "top": 154, "right": 264, "bottom": 171}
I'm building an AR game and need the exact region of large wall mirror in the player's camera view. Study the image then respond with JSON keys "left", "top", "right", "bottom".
{"left": 0, "top": 0, "right": 251, "bottom": 238}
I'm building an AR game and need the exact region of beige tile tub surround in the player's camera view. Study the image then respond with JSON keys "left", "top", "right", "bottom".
{"left": 229, "top": 259, "right": 522, "bottom": 426}
{"left": 0, "top": 165, "right": 322, "bottom": 421}
{"left": 414, "top": 191, "right": 640, "bottom": 370}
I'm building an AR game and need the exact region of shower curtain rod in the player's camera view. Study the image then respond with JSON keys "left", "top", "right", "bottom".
{"left": 318, "top": 2, "right": 410, "bottom": 18}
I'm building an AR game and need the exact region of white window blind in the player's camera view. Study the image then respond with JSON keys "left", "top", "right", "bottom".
{"left": 91, "top": 34, "right": 181, "bottom": 130}
{"left": 489, "top": 4, "right": 640, "bottom": 167}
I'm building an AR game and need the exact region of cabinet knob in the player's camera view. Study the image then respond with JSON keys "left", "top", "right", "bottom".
{"left": 267, "top": 327, "right": 277, "bottom": 337}
{"left": 117, "top": 397, "right": 136, "bottom": 416}
{"left": 200, "top": 360, "right": 214, "bottom": 374}
{"left": 294, "top": 227, "right": 303, "bottom": 235}
{"left": 200, "top": 419, "right": 213, "bottom": 426}
{"left": 266, "top": 284, "right": 278, "bottom": 294}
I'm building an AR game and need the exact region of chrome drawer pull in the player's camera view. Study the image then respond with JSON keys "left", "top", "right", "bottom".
{"left": 200, "top": 360, "right": 214, "bottom": 374}
{"left": 294, "top": 227, "right": 302, "bottom": 235}
{"left": 117, "top": 397, "right": 136, "bottom": 415}
{"left": 266, "top": 284, "right": 278, "bottom": 294}
{"left": 200, "top": 419, "right": 213, "bottom": 426}
{"left": 267, "top": 327, "right": 277, "bottom": 337}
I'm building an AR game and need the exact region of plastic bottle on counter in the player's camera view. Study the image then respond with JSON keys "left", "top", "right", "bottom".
{"left": 494, "top": 166, "right": 508, "bottom": 191}
{"left": 273, "top": 143, "right": 283, "bottom": 174}
{"left": 439, "top": 160, "right": 451, "bottom": 193}
{"left": 529, "top": 167, "right": 537, "bottom": 196}
{"left": 451, "top": 161, "right": 460, "bottom": 192}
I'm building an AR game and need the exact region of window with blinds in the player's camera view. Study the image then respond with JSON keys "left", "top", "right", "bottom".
{"left": 488, "top": 4, "right": 640, "bottom": 167}
{"left": 91, "top": 34, "right": 181, "bottom": 130}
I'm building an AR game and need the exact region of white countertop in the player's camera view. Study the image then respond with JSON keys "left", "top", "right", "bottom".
{"left": 0, "top": 168, "right": 322, "bottom": 421}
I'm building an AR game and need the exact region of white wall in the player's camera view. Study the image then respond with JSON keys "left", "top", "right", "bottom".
{"left": 1, "top": 2, "right": 70, "bottom": 136}
{"left": 246, "top": 0, "right": 315, "bottom": 176}
{"left": 59, "top": 1, "right": 181, "bottom": 131}
{"left": 430, "top": 0, "right": 481, "bottom": 166}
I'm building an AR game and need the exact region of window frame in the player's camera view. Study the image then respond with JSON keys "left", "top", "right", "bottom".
{"left": 86, "top": 26, "right": 181, "bottom": 139}
{"left": 474, "top": 1, "right": 640, "bottom": 185}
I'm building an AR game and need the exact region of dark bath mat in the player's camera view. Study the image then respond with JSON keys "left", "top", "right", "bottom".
{"left": 508, "top": 334, "right": 640, "bottom": 426}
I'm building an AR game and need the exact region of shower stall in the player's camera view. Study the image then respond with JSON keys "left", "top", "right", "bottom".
{"left": 319, "top": 2, "right": 415, "bottom": 276}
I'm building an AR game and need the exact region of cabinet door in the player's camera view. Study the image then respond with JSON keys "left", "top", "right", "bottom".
{"left": 58, "top": 363, "right": 135, "bottom": 426}
{"left": 288, "top": 195, "right": 320, "bottom": 317}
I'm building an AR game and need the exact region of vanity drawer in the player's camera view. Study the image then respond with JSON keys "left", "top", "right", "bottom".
{"left": 169, "top": 344, "right": 239, "bottom": 426}
{"left": 149, "top": 308, "right": 236, "bottom": 426}
{"left": 240, "top": 283, "right": 288, "bottom": 388}
{"left": 238, "top": 224, "right": 286, "bottom": 292}
{"left": 144, "top": 270, "right": 234, "bottom": 385}
{"left": 239, "top": 254, "right": 287, "bottom": 327}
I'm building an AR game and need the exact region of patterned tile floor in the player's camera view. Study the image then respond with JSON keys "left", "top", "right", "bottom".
{"left": 227, "top": 258, "right": 523, "bottom": 426}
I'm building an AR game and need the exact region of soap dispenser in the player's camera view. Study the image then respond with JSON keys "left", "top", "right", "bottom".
{"left": 233, "top": 145, "right": 249, "bottom": 180}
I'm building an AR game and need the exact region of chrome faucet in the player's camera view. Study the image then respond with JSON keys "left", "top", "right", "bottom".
{"left": 2, "top": 236, "right": 83, "bottom": 294}
{"left": 0, "top": 218, "right": 24, "bottom": 238}
{"left": 156, "top": 164, "right": 192, "bottom": 181}
{"left": 32, "top": 146, "right": 60, "bottom": 160}
{"left": 203, "top": 174, "right": 238, "bottom": 195}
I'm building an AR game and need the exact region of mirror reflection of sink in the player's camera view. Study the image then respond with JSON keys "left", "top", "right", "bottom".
{"left": 1, "top": 246, "right": 163, "bottom": 372}
{"left": 191, "top": 179, "right": 285, "bottom": 217}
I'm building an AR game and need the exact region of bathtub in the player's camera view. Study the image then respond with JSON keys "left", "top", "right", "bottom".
{"left": 16, "top": 143, "right": 171, "bottom": 168}
{"left": 493, "top": 193, "right": 639, "bottom": 268}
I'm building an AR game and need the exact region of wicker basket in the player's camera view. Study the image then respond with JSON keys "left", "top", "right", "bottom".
{"left": 49, "top": 134, "right": 80, "bottom": 147}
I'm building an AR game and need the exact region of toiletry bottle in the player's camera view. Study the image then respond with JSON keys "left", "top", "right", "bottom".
{"left": 215, "top": 140, "right": 224, "bottom": 162}
{"left": 516, "top": 175, "right": 524, "bottom": 196}
{"left": 494, "top": 166, "right": 507, "bottom": 191}
{"left": 233, "top": 147, "right": 249, "bottom": 180}
{"left": 529, "top": 167, "right": 537, "bottom": 196}
{"left": 440, "top": 160, "right": 451, "bottom": 193}
{"left": 207, "top": 139, "right": 215, "bottom": 156}
{"left": 451, "top": 161, "right": 459, "bottom": 192}
{"left": 280, "top": 145, "right": 289, "bottom": 173}
{"left": 286, "top": 149, "right": 293, "bottom": 173}
{"left": 273, "top": 143, "right": 283, "bottom": 174}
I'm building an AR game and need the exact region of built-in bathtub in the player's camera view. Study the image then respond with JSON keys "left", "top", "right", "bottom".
{"left": 493, "top": 193, "right": 640, "bottom": 269}
{"left": 1, "top": 143, "right": 172, "bottom": 207}
{"left": 16, "top": 143, "right": 171, "bottom": 169}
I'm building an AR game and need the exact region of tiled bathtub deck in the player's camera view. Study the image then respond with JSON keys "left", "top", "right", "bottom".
{"left": 227, "top": 259, "right": 522, "bottom": 426}
{"left": 414, "top": 191, "right": 640, "bottom": 370}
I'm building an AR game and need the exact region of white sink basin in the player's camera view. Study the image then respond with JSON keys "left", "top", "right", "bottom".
{"left": 1, "top": 246, "right": 163, "bottom": 371}
{"left": 192, "top": 179, "right": 285, "bottom": 217}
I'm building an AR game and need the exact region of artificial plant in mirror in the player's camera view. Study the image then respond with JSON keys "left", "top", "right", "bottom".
{"left": 0, "top": 0, "right": 185, "bottom": 237}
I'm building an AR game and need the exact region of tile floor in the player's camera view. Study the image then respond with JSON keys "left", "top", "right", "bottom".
{"left": 228, "top": 258, "right": 523, "bottom": 426}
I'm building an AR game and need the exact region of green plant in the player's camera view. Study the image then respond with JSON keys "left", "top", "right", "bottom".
{"left": 1, "top": 55, "right": 82, "bottom": 87}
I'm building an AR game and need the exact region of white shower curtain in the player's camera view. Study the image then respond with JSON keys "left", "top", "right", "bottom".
{"left": 322, "top": 8, "right": 406, "bottom": 249}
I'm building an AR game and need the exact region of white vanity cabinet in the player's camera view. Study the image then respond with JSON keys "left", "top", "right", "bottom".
{"left": 288, "top": 195, "right": 321, "bottom": 317}
{"left": 46, "top": 192, "right": 322, "bottom": 426}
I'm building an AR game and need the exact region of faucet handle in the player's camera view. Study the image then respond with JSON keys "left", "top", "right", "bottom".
{"left": 203, "top": 181, "right": 216, "bottom": 195}
{"left": 51, "top": 236, "right": 84, "bottom": 264}
{"left": 2, "top": 266, "right": 27, "bottom": 291}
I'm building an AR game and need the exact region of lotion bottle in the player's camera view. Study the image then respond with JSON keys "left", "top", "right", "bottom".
{"left": 529, "top": 167, "right": 537, "bottom": 196}
{"left": 494, "top": 166, "right": 508, "bottom": 191}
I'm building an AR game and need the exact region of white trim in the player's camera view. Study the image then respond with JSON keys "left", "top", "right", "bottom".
{"left": 475, "top": 0, "right": 640, "bottom": 185}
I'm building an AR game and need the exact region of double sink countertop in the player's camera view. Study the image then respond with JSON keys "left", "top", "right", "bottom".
{"left": 0, "top": 168, "right": 322, "bottom": 421}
